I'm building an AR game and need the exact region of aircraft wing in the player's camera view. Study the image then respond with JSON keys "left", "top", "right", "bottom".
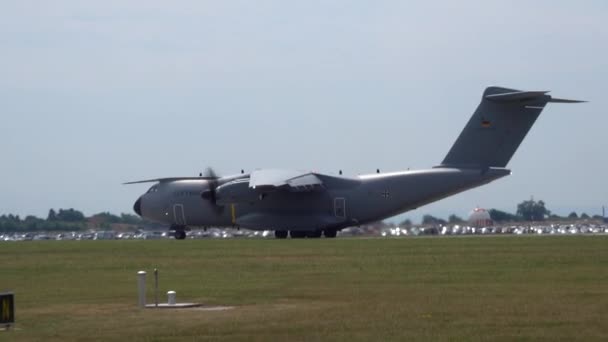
{"left": 123, "top": 176, "right": 218, "bottom": 184}
{"left": 249, "top": 169, "right": 325, "bottom": 192}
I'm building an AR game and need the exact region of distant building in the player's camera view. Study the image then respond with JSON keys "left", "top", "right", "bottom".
{"left": 468, "top": 208, "right": 493, "bottom": 227}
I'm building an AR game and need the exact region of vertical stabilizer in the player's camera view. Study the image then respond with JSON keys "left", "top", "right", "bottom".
{"left": 438, "top": 86, "right": 583, "bottom": 169}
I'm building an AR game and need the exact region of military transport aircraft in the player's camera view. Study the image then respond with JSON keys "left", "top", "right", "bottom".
{"left": 127, "top": 86, "right": 582, "bottom": 239}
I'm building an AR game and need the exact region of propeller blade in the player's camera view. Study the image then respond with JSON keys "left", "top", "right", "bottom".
{"left": 199, "top": 167, "right": 223, "bottom": 211}
{"left": 203, "top": 167, "right": 217, "bottom": 179}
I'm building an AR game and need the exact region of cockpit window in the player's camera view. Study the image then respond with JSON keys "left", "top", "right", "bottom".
{"left": 146, "top": 185, "right": 158, "bottom": 193}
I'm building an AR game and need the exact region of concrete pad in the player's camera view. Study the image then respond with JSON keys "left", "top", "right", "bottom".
{"left": 144, "top": 303, "right": 235, "bottom": 311}
{"left": 191, "top": 306, "right": 235, "bottom": 311}
{"left": 145, "top": 303, "right": 201, "bottom": 309}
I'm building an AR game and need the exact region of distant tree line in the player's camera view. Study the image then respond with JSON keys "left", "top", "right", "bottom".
{"left": 399, "top": 199, "right": 604, "bottom": 226}
{"left": 0, "top": 208, "right": 144, "bottom": 233}
{"left": 0, "top": 214, "right": 85, "bottom": 232}
{"left": 500, "top": 199, "right": 601, "bottom": 222}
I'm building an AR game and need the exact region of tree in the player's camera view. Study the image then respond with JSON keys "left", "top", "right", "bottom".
{"left": 47, "top": 209, "right": 57, "bottom": 221}
{"left": 580, "top": 213, "right": 590, "bottom": 219}
{"left": 422, "top": 215, "right": 446, "bottom": 225}
{"left": 399, "top": 218, "right": 412, "bottom": 227}
{"left": 90, "top": 212, "right": 121, "bottom": 224}
{"left": 448, "top": 214, "right": 464, "bottom": 224}
{"left": 56, "top": 208, "right": 85, "bottom": 222}
{"left": 517, "top": 199, "right": 550, "bottom": 221}
{"left": 568, "top": 212, "right": 578, "bottom": 220}
{"left": 548, "top": 214, "right": 563, "bottom": 220}
{"left": 120, "top": 213, "right": 141, "bottom": 224}
{"left": 0, "top": 215, "right": 21, "bottom": 232}
{"left": 489, "top": 209, "right": 519, "bottom": 222}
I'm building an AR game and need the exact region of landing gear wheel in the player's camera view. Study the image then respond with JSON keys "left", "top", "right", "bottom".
{"left": 306, "top": 230, "right": 322, "bottom": 238}
{"left": 174, "top": 230, "right": 187, "bottom": 240}
{"left": 274, "top": 230, "right": 288, "bottom": 239}
{"left": 289, "top": 231, "right": 306, "bottom": 239}
{"left": 323, "top": 229, "right": 337, "bottom": 238}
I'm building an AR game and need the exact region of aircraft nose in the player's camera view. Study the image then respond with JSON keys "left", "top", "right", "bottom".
{"left": 133, "top": 196, "right": 142, "bottom": 216}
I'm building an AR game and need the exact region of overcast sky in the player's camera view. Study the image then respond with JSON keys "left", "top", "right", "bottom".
{"left": 2, "top": 1, "right": 606, "bottom": 222}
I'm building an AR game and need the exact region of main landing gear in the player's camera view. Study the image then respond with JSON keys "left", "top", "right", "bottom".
{"left": 323, "top": 229, "right": 337, "bottom": 238}
{"left": 171, "top": 225, "right": 188, "bottom": 240}
{"left": 274, "top": 230, "right": 288, "bottom": 239}
{"left": 274, "top": 229, "right": 337, "bottom": 239}
{"left": 290, "top": 231, "right": 307, "bottom": 239}
{"left": 174, "top": 230, "right": 187, "bottom": 240}
{"left": 306, "top": 230, "right": 322, "bottom": 238}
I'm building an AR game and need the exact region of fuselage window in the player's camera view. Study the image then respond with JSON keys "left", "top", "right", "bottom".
{"left": 173, "top": 191, "right": 194, "bottom": 197}
{"left": 171, "top": 191, "right": 199, "bottom": 197}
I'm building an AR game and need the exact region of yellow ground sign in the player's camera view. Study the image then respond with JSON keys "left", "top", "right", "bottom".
{"left": 0, "top": 292, "right": 14, "bottom": 325}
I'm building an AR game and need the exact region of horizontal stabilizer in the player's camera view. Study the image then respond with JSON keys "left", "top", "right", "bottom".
{"left": 548, "top": 97, "right": 586, "bottom": 103}
{"left": 485, "top": 90, "right": 549, "bottom": 102}
{"left": 485, "top": 89, "right": 586, "bottom": 104}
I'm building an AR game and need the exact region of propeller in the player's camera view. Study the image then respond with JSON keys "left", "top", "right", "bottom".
{"left": 200, "top": 167, "right": 222, "bottom": 209}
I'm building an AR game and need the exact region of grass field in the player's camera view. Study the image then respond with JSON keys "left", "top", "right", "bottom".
{"left": 2, "top": 236, "right": 608, "bottom": 341}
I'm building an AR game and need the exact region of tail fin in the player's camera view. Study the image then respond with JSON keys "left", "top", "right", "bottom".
{"left": 438, "top": 86, "right": 584, "bottom": 169}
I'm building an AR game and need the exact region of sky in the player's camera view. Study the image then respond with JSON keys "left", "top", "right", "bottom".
{"left": 1, "top": 1, "right": 607, "bottom": 222}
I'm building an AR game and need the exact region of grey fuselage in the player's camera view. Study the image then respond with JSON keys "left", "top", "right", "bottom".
{"left": 136, "top": 167, "right": 509, "bottom": 231}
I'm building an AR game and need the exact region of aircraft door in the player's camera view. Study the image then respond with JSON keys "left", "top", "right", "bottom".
{"left": 173, "top": 204, "right": 186, "bottom": 226}
{"left": 334, "top": 197, "right": 346, "bottom": 219}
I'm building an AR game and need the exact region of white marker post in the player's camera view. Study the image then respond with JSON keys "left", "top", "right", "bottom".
{"left": 154, "top": 269, "right": 159, "bottom": 308}
{"left": 137, "top": 271, "right": 146, "bottom": 308}
{"left": 167, "top": 291, "right": 176, "bottom": 305}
